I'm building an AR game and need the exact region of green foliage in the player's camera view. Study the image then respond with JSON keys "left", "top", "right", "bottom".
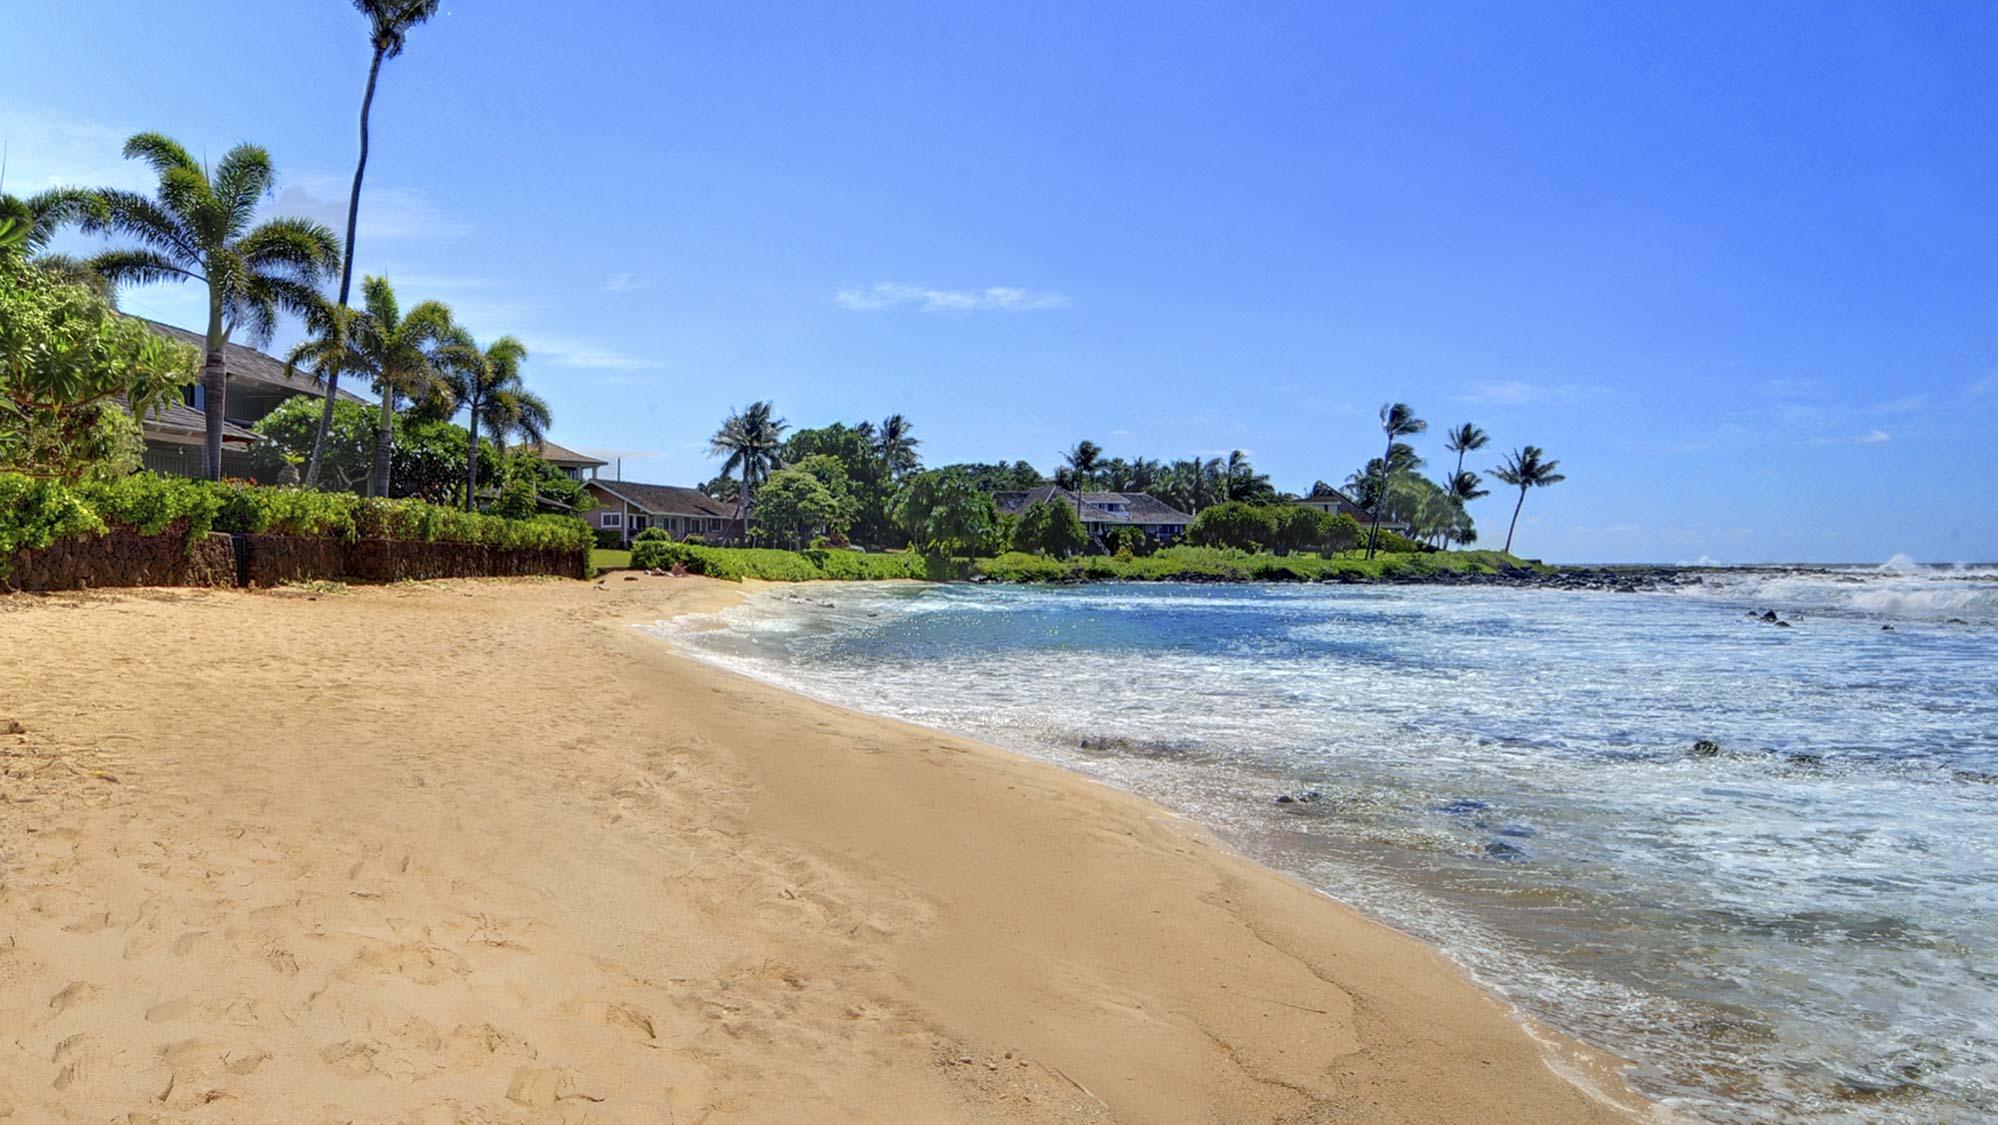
{"left": 0, "top": 472, "right": 593, "bottom": 577}
{"left": 937, "top": 460, "right": 1044, "bottom": 493}
{"left": 1100, "top": 525, "right": 1152, "bottom": 558}
{"left": 0, "top": 473, "right": 105, "bottom": 564}
{"left": 0, "top": 261, "right": 198, "bottom": 481}
{"left": 754, "top": 465, "right": 850, "bottom": 548}
{"left": 783, "top": 422, "right": 896, "bottom": 545}
{"left": 629, "top": 534, "right": 925, "bottom": 581}
{"left": 972, "top": 545, "right": 1529, "bottom": 584}
{"left": 1013, "top": 497, "right": 1089, "bottom": 558}
{"left": 1187, "top": 501, "right": 1275, "bottom": 551}
{"left": 1267, "top": 507, "right": 1364, "bottom": 556}
{"left": 895, "top": 468, "right": 1000, "bottom": 559}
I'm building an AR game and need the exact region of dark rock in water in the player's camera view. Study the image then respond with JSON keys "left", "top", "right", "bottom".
{"left": 1496, "top": 823, "right": 1536, "bottom": 838}
{"left": 1946, "top": 617, "right": 1970, "bottom": 625}
{"left": 1881, "top": 624, "right": 1895, "bottom": 631}
{"left": 1953, "top": 769, "right": 1998, "bottom": 785}
{"left": 1760, "top": 610, "right": 1780, "bottom": 623}
{"left": 1272, "top": 789, "right": 1323, "bottom": 806}
{"left": 1785, "top": 752, "right": 1825, "bottom": 768}
{"left": 1483, "top": 840, "right": 1528, "bottom": 861}
{"left": 1691, "top": 739, "right": 1722, "bottom": 758}
{"left": 1436, "top": 798, "right": 1490, "bottom": 815}
{"left": 1774, "top": 620, "right": 1792, "bottom": 628}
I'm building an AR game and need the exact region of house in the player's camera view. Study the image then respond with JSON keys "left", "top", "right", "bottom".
{"left": 1296, "top": 485, "right": 1410, "bottom": 534}
{"left": 137, "top": 319, "right": 367, "bottom": 481}
{"left": 583, "top": 480, "right": 745, "bottom": 545}
{"left": 530, "top": 440, "right": 608, "bottom": 481}
{"left": 992, "top": 486, "right": 1194, "bottom": 543}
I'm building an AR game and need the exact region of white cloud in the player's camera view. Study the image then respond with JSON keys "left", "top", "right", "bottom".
{"left": 529, "top": 333, "right": 659, "bottom": 372}
{"left": 270, "top": 175, "right": 466, "bottom": 243}
{"left": 1455, "top": 379, "right": 1605, "bottom": 406}
{"left": 1809, "top": 428, "right": 1891, "bottom": 446}
{"left": 603, "top": 273, "right": 651, "bottom": 292}
{"left": 833, "top": 282, "right": 1071, "bottom": 313}
{"left": 1968, "top": 374, "right": 1998, "bottom": 399}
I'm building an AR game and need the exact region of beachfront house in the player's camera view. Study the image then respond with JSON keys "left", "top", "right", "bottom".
{"left": 583, "top": 479, "right": 745, "bottom": 545}
{"left": 531, "top": 440, "right": 608, "bottom": 482}
{"left": 1296, "top": 485, "right": 1411, "bottom": 534}
{"left": 138, "top": 319, "right": 368, "bottom": 481}
{"left": 991, "top": 486, "right": 1194, "bottom": 545}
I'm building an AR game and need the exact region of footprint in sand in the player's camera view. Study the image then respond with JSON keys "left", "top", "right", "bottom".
{"left": 47, "top": 981, "right": 97, "bottom": 1012}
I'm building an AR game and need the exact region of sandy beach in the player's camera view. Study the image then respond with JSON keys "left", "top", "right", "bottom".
{"left": 0, "top": 575, "right": 1648, "bottom": 1122}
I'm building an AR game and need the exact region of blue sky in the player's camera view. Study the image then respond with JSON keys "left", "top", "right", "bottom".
{"left": 8, "top": 1, "right": 1996, "bottom": 562}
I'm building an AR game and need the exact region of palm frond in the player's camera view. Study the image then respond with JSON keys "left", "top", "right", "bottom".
{"left": 86, "top": 247, "right": 197, "bottom": 289}
{"left": 210, "top": 144, "right": 276, "bottom": 227}
{"left": 120, "top": 132, "right": 197, "bottom": 177}
{"left": 84, "top": 189, "right": 199, "bottom": 265}
{"left": 238, "top": 217, "right": 341, "bottom": 279}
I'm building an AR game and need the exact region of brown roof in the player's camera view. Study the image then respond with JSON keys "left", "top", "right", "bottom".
{"left": 991, "top": 486, "right": 1193, "bottom": 526}
{"left": 531, "top": 440, "right": 607, "bottom": 469}
{"left": 1298, "top": 488, "right": 1408, "bottom": 531}
{"left": 138, "top": 319, "right": 368, "bottom": 403}
{"left": 586, "top": 480, "right": 740, "bottom": 519}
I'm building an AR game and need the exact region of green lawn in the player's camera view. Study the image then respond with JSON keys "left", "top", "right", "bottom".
{"left": 591, "top": 548, "right": 632, "bottom": 571}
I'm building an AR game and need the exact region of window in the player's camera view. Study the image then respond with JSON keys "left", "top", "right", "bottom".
{"left": 632, "top": 515, "right": 649, "bottom": 531}
{"left": 602, "top": 512, "right": 623, "bottom": 528}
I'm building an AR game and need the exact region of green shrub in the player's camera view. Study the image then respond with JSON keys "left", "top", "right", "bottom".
{"left": 1188, "top": 501, "right": 1276, "bottom": 551}
{"left": 1013, "top": 497, "right": 1089, "bottom": 558}
{"left": 593, "top": 527, "right": 623, "bottom": 550}
{"left": 0, "top": 474, "right": 105, "bottom": 568}
{"left": 974, "top": 551, "right": 1072, "bottom": 583}
{"left": 77, "top": 473, "right": 221, "bottom": 544}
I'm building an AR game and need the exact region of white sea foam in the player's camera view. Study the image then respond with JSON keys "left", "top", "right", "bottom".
{"left": 650, "top": 580, "right": 1998, "bottom": 1121}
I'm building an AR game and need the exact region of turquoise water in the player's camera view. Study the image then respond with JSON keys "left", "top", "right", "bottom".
{"left": 650, "top": 566, "right": 1998, "bottom": 1121}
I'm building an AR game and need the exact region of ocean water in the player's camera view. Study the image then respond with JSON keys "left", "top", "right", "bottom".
{"left": 647, "top": 564, "right": 1998, "bottom": 1121}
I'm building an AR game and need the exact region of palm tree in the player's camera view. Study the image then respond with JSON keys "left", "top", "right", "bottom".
{"left": 1491, "top": 445, "right": 1565, "bottom": 554}
{"left": 1062, "top": 440, "right": 1103, "bottom": 517}
{"left": 1367, "top": 403, "right": 1427, "bottom": 557}
{"left": 1224, "top": 449, "right": 1251, "bottom": 501}
{"left": 710, "top": 402, "right": 788, "bottom": 533}
{"left": 1445, "top": 423, "right": 1489, "bottom": 481}
{"left": 434, "top": 334, "right": 531, "bottom": 509}
{"left": 305, "top": 0, "right": 444, "bottom": 488}
{"left": 0, "top": 188, "right": 110, "bottom": 292}
{"left": 1449, "top": 469, "right": 1490, "bottom": 502}
{"left": 874, "top": 413, "right": 921, "bottom": 478}
{"left": 84, "top": 134, "right": 340, "bottom": 479}
{"left": 349, "top": 277, "right": 461, "bottom": 496}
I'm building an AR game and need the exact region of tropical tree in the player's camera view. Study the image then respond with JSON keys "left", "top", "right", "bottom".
{"left": 1448, "top": 469, "right": 1489, "bottom": 502}
{"left": 895, "top": 468, "right": 1000, "bottom": 560}
{"left": 1491, "top": 445, "right": 1565, "bottom": 554}
{"left": 0, "top": 189, "right": 110, "bottom": 293}
{"left": 1013, "top": 496, "right": 1089, "bottom": 558}
{"left": 754, "top": 466, "right": 847, "bottom": 548}
{"left": 1188, "top": 501, "right": 1276, "bottom": 551}
{"left": 1367, "top": 403, "right": 1427, "bottom": 557}
{"left": 434, "top": 334, "right": 532, "bottom": 509}
{"left": 872, "top": 413, "right": 921, "bottom": 479}
{"left": 306, "top": 0, "right": 444, "bottom": 487}
{"left": 83, "top": 133, "right": 340, "bottom": 479}
{"left": 353, "top": 277, "right": 459, "bottom": 496}
{"left": 1445, "top": 423, "right": 1489, "bottom": 480}
{"left": 1061, "top": 439, "right": 1103, "bottom": 516}
{"left": 709, "top": 401, "right": 788, "bottom": 528}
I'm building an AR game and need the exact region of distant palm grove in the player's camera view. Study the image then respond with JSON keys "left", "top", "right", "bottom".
{"left": 1, "top": 0, "right": 1564, "bottom": 575}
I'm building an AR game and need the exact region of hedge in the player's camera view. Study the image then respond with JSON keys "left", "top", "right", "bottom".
{"left": 1, "top": 472, "right": 594, "bottom": 576}
{"left": 629, "top": 531, "right": 926, "bottom": 582}
{"left": 974, "top": 545, "right": 1530, "bottom": 583}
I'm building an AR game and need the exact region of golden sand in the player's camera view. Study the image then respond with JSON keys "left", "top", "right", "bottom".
{"left": 0, "top": 576, "right": 1650, "bottom": 1122}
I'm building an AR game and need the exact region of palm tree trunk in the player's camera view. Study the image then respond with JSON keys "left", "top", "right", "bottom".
{"left": 1366, "top": 435, "right": 1391, "bottom": 559}
{"left": 202, "top": 300, "right": 227, "bottom": 482}
{"left": 738, "top": 463, "right": 750, "bottom": 544}
{"left": 1504, "top": 487, "right": 1527, "bottom": 554}
{"left": 372, "top": 387, "right": 394, "bottom": 497}
{"left": 464, "top": 404, "right": 480, "bottom": 511}
{"left": 305, "top": 45, "right": 386, "bottom": 491}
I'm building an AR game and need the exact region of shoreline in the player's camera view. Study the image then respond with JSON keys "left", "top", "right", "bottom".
{"left": 0, "top": 575, "right": 1654, "bottom": 1121}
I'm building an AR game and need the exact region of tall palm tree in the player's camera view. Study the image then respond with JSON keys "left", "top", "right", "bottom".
{"left": 874, "top": 413, "right": 921, "bottom": 478}
{"left": 710, "top": 402, "right": 788, "bottom": 532}
{"left": 435, "top": 334, "right": 531, "bottom": 509}
{"left": 348, "top": 276, "right": 460, "bottom": 496}
{"left": 1225, "top": 449, "right": 1251, "bottom": 501}
{"left": 84, "top": 133, "right": 340, "bottom": 479}
{"left": 306, "top": 0, "right": 444, "bottom": 488}
{"left": 1491, "top": 445, "right": 1565, "bottom": 555}
{"left": 1445, "top": 422, "right": 1489, "bottom": 481}
{"left": 1062, "top": 440, "right": 1103, "bottom": 517}
{"left": 1367, "top": 403, "right": 1427, "bottom": 557}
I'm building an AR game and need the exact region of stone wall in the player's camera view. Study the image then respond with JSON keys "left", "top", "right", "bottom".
{"left": 6, "top": 531, "right": 586, "bottom": 592}
{"left": 3, "top": 529, "right": 237, "bottom": 593}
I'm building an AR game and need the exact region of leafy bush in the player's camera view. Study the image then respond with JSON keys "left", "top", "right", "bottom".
{"left": 1188, "top": 501, "right": 1275, "bottom": 551}
{"left": 975, "top": 551, "right": 1070, "bottom": 583}
{"left": 0, "top": 474, "right": 104, "bottom": 564}
{"left": 632, "top": 535, "right": 926, "bottom": 581}
{"left": 1013, "top": 496, "right": 1088, "bottom": 558}
{"left": 1101, "top": 525, "right": 1151, "bottom": 557}
{"left": 77, "top": 473, "right": 222, "bottom": 543}
{"left": 895, "top": 468, "right": 1000, "bottom": 559}
{"left": 594, "top": 526, "right": 623, "bottom": 549}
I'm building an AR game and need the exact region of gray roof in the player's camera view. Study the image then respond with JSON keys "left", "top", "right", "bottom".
{"left": 141, "top": 400, "right": 258, "bottom": 446}
{"left": 138, "top": 319, "right": 368, "bottom": 403}
{"left": 992, "top": 486, "right": 1193, "bottom": 526}
{"left": 587, "top": 480, "right": 740, "bottom": 519}
{"left": 1299, "top": 487, "right": 1409, "bottom": 531}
